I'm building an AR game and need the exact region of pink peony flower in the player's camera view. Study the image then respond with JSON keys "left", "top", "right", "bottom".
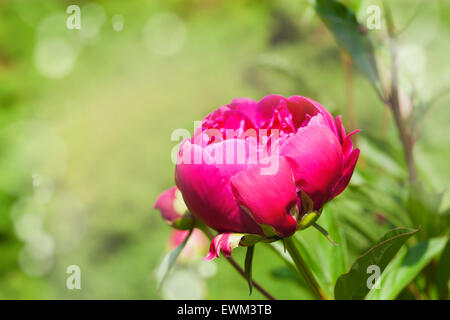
{"left": 165, "top": 95, "right": 358, "bottom": 260}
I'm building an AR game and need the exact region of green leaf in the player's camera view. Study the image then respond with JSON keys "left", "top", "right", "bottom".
{"left": 270, "top": 266, "right": 304, "bottom": 285}
{"left": 314, "top": 0, "right": 380, "bottom": 90}
{"left": 267, "top": 241, "right": 295, "bottom": 268}
{"left": 156, "top": 229, "right": 193, "bottom": 289}
{"left": 334, "top": 227, "right": 419, "bottom": 300}
{"left": 434, "top": 238, "right": 450, "bottom": 299}
{"left": 245, "top": 245, "right": 255, "bottom": 295}
{"left": 295, "top": 207, "right": 348, "bottom": 298}
{"left": 358, "top": 137, "right": 405, "bottom": 179}
{"left": 406, "top": 182, "right": 447, "bottom": 240}
{"left": 366, "top": 237, "right": 448, "bottom": 300}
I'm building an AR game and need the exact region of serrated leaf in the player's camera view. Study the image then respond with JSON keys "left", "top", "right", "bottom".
{"left": 366, "top": 237, "right": 447, "bottom": 300}
{"left": 245, "top": 245, "right": 255, "bottom": 295}
{"left": 156, "top": 229, "right": 193, "bottom": 289}
{"left": 314, "top": 0, "right": 380, "bottom": 89}
{"left": 334, "top": 227, "right": 419, "bottom": 300}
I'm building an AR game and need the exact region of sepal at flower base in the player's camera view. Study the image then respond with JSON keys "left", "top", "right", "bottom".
{"left": 298, "top": 211, "right": 321, "bottom": 230}
{"left": 297, "top": 190, "right": 321, "bottom": 230}
{"left": 171, "top": 213, "right": 195, "bottom": 230}
{"left": 245, "top": 245, "right": 255, "bottom": 295}
{"left": 295, "top": 190, "right": 338, "bottom": 245}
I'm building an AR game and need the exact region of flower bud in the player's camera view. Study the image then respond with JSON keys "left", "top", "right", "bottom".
{"left": 154, "top": 186, "right": 194, "bottom": 230}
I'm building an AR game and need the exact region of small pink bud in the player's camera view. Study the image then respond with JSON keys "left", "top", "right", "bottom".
{"left": 154, "top": 187, "right": 194, "bottom": 230}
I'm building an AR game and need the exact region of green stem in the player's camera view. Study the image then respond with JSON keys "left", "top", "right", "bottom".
{"left": 284, "top": 236, "right": 328, "bottom": 300}
{"left": 384, "top": 2, "right": 417, "bottom": 184}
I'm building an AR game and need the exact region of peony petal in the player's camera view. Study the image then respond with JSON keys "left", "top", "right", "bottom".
{"left": 342, "top": 129, "right": 360, "bottom": 157}
{"left": 256, "top": 95, "right": 286, "bottom": 126}
{"left": 192, "top": 106, "right": 256, "bottom": 146}
{"left": 287, "top": 96, "right": 338, "bottom": 136}
{"left": 175, "top": 140, "right": 262, "bottom": 235}
{"left": 204, "top": 232, "right": 259, "bottom": 261}
{"left": 286, "top": 96, "right": 320, "bottom": 128}
{"left": 203, "top": 138, "right": 259, "bottom": 182}
{"left": 280, "top": 124, "right": 344, "bottom": 209}
{"left": 228, "top": 98, "right": 260, "bottom": 127}
{"left": 205, "top": 233, "right": 226, "bottom": 261}
{"left": 230, "top": 156, "right": 298, "bottom": 237}
{"left": 231, "top": 95, "right": 289, "bottom": 129}
{"left": 154, "top": 186, "right": 182, "bottom": 223}
{"left": 335, "top": 115, "right": 346, "bottom": 143}
{"left": 332, "top": 148, "right": 360, "bottom": 198}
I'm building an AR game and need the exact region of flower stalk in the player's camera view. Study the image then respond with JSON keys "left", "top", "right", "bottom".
{"left": 384, "top": 2, "right": 417, "bottom": 184}
{"left": 284, "top": 236, "right": 328, "bottom": 300}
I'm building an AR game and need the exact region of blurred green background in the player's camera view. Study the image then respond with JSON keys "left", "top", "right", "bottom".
{"left": 0, "top": 0, "right": 449, "bottom": 299}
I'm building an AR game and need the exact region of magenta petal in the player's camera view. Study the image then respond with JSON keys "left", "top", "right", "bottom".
{"left": 342, "top": 129, "right": 360, "bottom": 157}
{"left": 204, "top": 233, "right": 225, "bottom": 261}
{"left": 286, "top": 96, "right": 320, "bottom": 128}
{"left": 203, "top": 138, "right": 259, "bottom": 182}
{"left": 230, "top": 156, "right": 298, "bottom": 237}
{"left": 228, "top": 98, "right": 260, "bottom": 127}
{"left": 332, "top": 148, "right": 360, "bottom": 198}
{"left": 287, "top": 96, "right": 338, "bottom": 135}
{"left": 230, "top": 95, "right": 287, "bottom": 128}
{"left": 192, "top": 105, "right": 256, "bottom": 146}
{"left": 175, "top": 140, "right": 262, "bottom": 235}
{"left": 204, "top": 233, "right": 249, "bottom": 261}
{"left": 220, "top": 233, "right": 233, "bottom": 257}
{"left": 257, "top": 95, "right": 286, "bottom": 121}
{"left": 281, "top": 124, "right": 344, "bottom": 209}
{"left": 335, "top": 115, "right": 346, "bottom": 143}
{"left": 154, "top": 186, "right": 180, "bottom": 223}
